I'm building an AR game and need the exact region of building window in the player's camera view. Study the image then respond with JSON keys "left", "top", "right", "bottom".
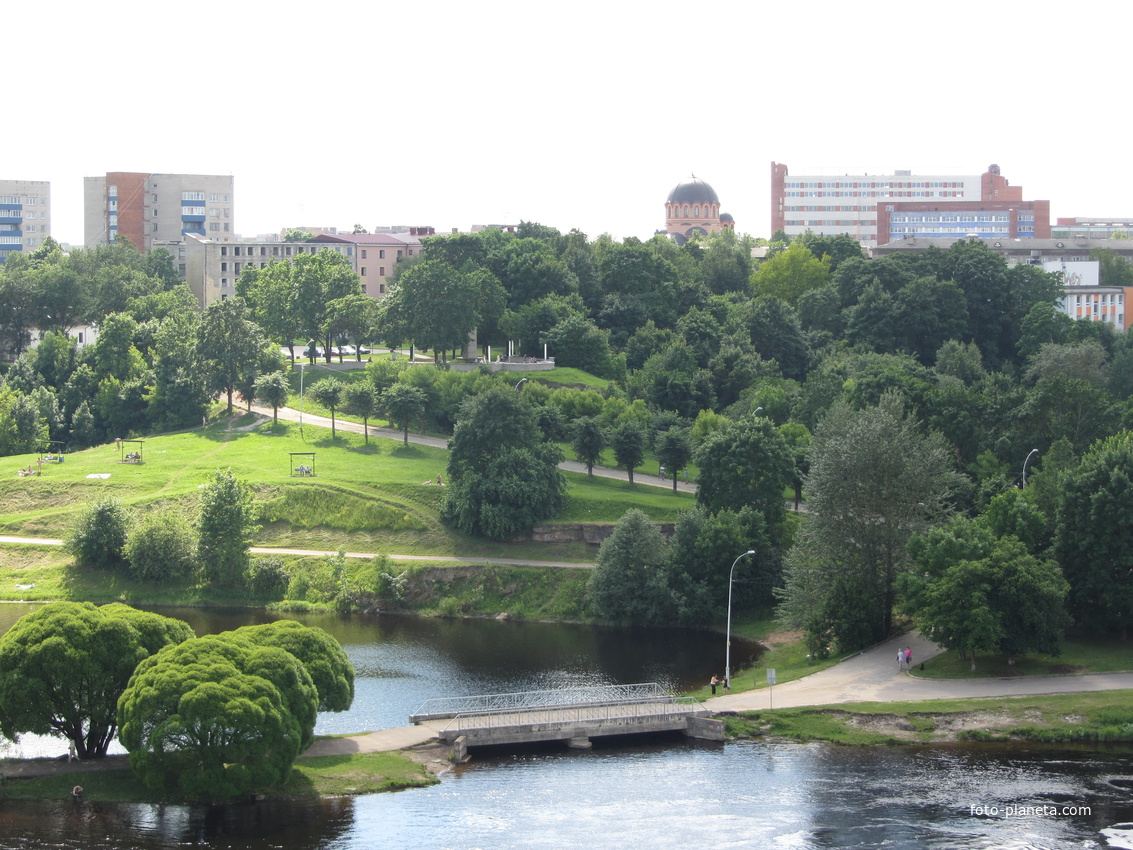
{"left": 221, "top": 262, "right": 228, "bottom": 271}
{"left": 209, "top": 223, "right": 220, "bottom": 231}
{"left": 379, "top": 284, "right": 386, "bottom": 294}
{"left": 221, "top": 247, "right": 228, "bottom": 256}
{"left": 362, "top": 249, "right": 367, "bottom": 259}
{"left": 182, "top": 191, "right": 205, "bottom": 201}
{"left": 361, "top": 267, "right": 368, "bottom": 276}
{"left": 380, "top": 266, "right": 385, "bottom": 276}
{"left": 379, "top": 249, "right": 385, "bottom": 259}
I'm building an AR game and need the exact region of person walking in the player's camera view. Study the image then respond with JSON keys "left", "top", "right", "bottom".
{"left": 904, "top": 647, "right": 913, "bottom": 669}
{"left": 897, "top": 648, "right": 906, "bottom": 671}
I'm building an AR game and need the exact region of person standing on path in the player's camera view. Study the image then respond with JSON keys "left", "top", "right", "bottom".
{"left": 710, "top": 675, "right": 719, "bottom": 695}
{"left": 897, "top": 648, "right": 906, "bottom": 671}
{"left": 904, "top": 647, "right": 912, "bottom": 669}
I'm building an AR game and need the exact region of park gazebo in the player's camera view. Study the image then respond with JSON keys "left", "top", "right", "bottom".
{"left": 39, "top": 440, "right": 66, "bottom": 464}
{"left": 290, "top": 452, "right": 315, "bottom": 477}
{"left": 119, "top": 439, "right": 145, "bottom": 464}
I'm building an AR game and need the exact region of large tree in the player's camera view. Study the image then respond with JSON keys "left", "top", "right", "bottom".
{"left": 586, "top": 509, "right": 671, "bottom": 624}
{"left": 1054, "top": 430, "right": 1133, "bottom": 638}
{"left": 442, "top": 386, "right": 566, "bottom": 540}
{"left": 198, "top": 468, "right": 259, "bottom": 587}
{"left": 778, "top": 391, "right": 961, "bottom": 652}
{"left": 195, "top": 297, "right": 267, "bottom": 413}
{"left": 0, "top": 602, "right": 192, "bottom": 758}
{"left": 118, "top": 635, "right": 316, "bottom": 801}
{"left": 694, "top": 415, "right": 794, "bottom": 526}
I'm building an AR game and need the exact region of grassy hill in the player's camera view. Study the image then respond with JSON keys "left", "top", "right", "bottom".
{"left": 0, "top": 415, "right": 692, "bottom": 564}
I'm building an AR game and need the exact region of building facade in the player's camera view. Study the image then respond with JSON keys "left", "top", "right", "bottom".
{"left": 0, "top": 179, "right": 51, "bottom": 262}
{"left": 1052, "top": 218, "right": 1133, "bottom": 240}
{"left": 771, "top": 162, "right": 1047, "bottom": 247}
{"left": 665, "top": 176, "right": 733, "bottom": 245}
{"left": 312, "top": 230, "right": 427, "bottom": 298}
{"left": 84, "top": 172, "right": 234, "bottom": 251}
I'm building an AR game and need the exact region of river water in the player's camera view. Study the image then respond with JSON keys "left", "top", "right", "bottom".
{"left": 1, "top": 605, "right": 1131, "bottom": 849}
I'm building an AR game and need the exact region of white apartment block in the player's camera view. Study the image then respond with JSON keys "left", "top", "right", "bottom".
{"left": 0, "top": 179, "right": 51, "bottom": 262}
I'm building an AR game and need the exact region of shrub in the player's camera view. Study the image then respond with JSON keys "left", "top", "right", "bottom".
{"left": 124, "top": 511, "right": 198, "bottom": 581}
{"left": 246, "top": 556, "right": 289, "bottom": 598}
{"left": 66, "top": 498, "right": 132, "bottom": 572}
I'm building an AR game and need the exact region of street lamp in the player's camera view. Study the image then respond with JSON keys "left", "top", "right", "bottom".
{"left": 725, "top": 550, "right": 757, "bottom": 689}
{"left": 515, "top": 377, "right": 527, "bottom": 393}
{"left": 1022, "top": 448, "right": 1039, "bottom": 488}
{"left": 299, "top": 340, "right": 315, "bottom": 433}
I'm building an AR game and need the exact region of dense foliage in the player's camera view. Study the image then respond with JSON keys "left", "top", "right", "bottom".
{"left": 0, "top": 603, "right": 193, "bottom": 757}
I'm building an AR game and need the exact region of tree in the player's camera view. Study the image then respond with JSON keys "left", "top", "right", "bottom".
{"left": 542, "top": 314, "right": 616, "bottom": 377}
{"left": 225, "top": 620, "right": 354, "bottom": 712}
{"left": 382, "top": 260, "right": 505, "bottom": 362}
{"left": 570, "top": 416, "right": 607, "bottom": 476}
{"left": 750, "top": 240, "right": 831, "bottom": 305}
{"left": 66, "top": 497, "right": 132, "bottom": 572}
{"left": 442, "top": 387, "right": 566, "bottom": 540}
{"left": 254, "top": 371, "right": 290, "bottom": 426}
{"left": 655, "top": 426, "right": 693, "bottom": 493}
{"left": 311, "top": 377, "right": 345, "bottom": 437}
{"left": 1054, "top": 431, "right": 1133, "bottom": 638}
{"left": 665, "top": 506, "right": 774, "bottom": 626}
{"left": 611, "top": 418, "right": 647, "bottom": 484}
{"left": 117, "top": 635, "right": 315, "bottom": 801}
{"left": 586, "top": 509, "right": 671, "bottom": 624}
{"left": 694, "top": 416, "right": 793, "bottom": 524}
{"left": 282, "top": 229, "right": 314, "bottom": 242}
{"left": 778, "top": 392, "right": 961, "bottom": 652}
{"left": 195, "top": 297, "right": 266, "bottom": 413}
{"left": 343, "top": 382, "right": 381, "bottom": 444}
{"left": 380, "top": 383, "right": 426, "bottom": 446}
{"left": 198, "top": 468, "right": 259, "bottom": 587}
{"left": 902, "top": 519, "right": 1070, "bottom": 669}
{"left": 0, "top": 602, "right": 192, "bottom": 758}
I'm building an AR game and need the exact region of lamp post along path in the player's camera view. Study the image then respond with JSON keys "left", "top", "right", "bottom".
{"left": 725, "top": 550, "right": 757, "bottom": 689}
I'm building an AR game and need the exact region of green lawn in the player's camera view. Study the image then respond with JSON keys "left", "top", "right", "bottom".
{"left": 0, "top": 417, "right": 688, "bottom": 575}
{"left": 915, "top": 634, "right": 1133, "bottom": 679}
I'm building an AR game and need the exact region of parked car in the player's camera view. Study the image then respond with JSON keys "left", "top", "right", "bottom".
{"left": 358, "top": 345, "right": 372, "bottom": 354}
{"left": 339, "top": 345, "right": 357, "bottom": 357}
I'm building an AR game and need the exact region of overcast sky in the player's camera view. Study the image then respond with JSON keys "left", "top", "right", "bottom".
{"left": 17, "top": 1, "right": 1131, "bottom": 247}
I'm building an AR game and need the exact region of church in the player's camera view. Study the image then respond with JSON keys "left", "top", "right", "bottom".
{"left": 664, "top": 175, "right": 734, "bottom": 245}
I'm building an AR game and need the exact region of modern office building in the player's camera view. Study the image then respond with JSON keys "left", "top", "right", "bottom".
{"left": 0, "top": 179, "right": 51, "bottom": 262}
{"left": 84, "top": 172, "right": 234, "bottom": 251}
{"left": 771, "top": 162, "right": 1048, "bottom": 247}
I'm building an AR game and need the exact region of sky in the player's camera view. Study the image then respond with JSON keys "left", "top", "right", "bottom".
{"left": 15, "top": 1, "right": 1133, "bottom": 247}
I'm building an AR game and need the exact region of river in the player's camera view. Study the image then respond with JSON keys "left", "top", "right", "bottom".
{"left": 1, "top": 605, "right": 1131, "bottom": 849}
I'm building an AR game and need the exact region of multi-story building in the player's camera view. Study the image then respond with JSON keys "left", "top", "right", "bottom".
{"left": 84, "top": 172, "right": 234, "bottom": 252}
{"left": 178, "top": 233, "right": 356, "bottom": 308}
{"left": 0, "top": 179, "right": 51, "bottom": 262}
{"left": 312, "top": 230, "right": 428, "bottom": 298}
{"left": 1052, "top": 218, "right": 1133, "bottom": 240}
{"left": 771, "top": 162, "right": 1048, "bottom": 247}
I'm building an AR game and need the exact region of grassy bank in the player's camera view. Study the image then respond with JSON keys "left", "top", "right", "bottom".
{"left": 724, "top": 690, "right": 1133, "bottom": 746}
{"left": 914, "top": 635, "right": 1133, "bottom": 679}
{"left": 0, "top": 748, "right": 439, "bottom": 803}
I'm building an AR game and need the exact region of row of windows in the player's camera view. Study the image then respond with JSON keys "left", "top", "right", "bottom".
{"left": 892, "top": 214, "right": 1011, "bottom": 223}
{"left": 785, "top": 191, "right": 963, "bottom": 199}
{"left": 787, "top": 181, "right": 965, "bottom": 190}
{"left": 784, "top": 220, "right": 877, "bottom": 227}
{"left": 0, "top": 195, "right": 43, "bottom": 205}
{"left": 784, "top": 205, "right": 872, "bottom": 213}
{"left": 666, "top": 204, "right": 720, "bottom": 217}
{"left": 891, "top": 225, "right": 1014, "bottom": 234}
{"left": 182, "top": 191, "right": 205, "bottom": 201}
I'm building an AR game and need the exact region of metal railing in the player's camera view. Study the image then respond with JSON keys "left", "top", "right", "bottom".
{"left": 410, "top": 683, "right": 671, "bottom": 722}
{"left": 443, "top": 696, "right": 709, "bottom": 735}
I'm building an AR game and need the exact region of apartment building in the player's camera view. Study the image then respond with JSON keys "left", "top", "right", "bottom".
{"left": 312, "top": 230, "right": 428, "bottom": 298}
{"left": 84, "top": 172, "right": 234, "bottom": 252}
{"left": 0, "top": 179, "right": 51, "bottom": 262}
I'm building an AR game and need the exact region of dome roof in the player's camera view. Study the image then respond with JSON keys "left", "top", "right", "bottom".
{"left": 720, "top": 212, "right": 734, "bottom": 223}
{"left": 667, "top": 175, "right": 719, "bottom": 205}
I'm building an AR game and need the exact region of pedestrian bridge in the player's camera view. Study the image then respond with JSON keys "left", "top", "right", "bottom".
{"left": 410, "top": 683, "right": 723, "bottom": 755}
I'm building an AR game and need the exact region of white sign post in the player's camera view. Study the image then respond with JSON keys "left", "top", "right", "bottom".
{"left": 766, "top": 668, "right": 776, "bottom": 709}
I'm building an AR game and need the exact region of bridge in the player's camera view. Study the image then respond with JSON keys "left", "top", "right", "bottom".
{"left": 410, "top": 683, "right": 723, "bottom": 759}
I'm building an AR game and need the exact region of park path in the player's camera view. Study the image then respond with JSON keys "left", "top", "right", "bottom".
{"left": 249, "top": 403, "right": 699, "bottom": 494}
{"left": 706, "top": 631, "right": 1133, "bottom": 712}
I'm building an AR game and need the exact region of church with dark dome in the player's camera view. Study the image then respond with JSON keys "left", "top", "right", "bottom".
{"left": 664, "top": 175, "right": 734, "bottom": 244}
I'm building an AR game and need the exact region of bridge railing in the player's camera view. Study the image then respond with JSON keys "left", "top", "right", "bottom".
{"left": 442, "top": 696, "right": 710, "bottom": 735}
{"left": 410, "top": 683, "right": 671, "bottom": 722}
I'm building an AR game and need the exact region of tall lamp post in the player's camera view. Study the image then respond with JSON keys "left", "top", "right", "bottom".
{"left": 725, "top": 550, "right": 757, "bottom": 689}
{"left": 515, "top": 377, "right": 527, "bottom": 394}
{"left": 1022, "top": 448, "right": 1039, "bottom": 488}
{"left": 299, "top": 340, "right": 315, "bottom": 434}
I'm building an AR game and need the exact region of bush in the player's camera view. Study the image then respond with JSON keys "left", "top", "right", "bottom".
{"left": 124, "top": 511, "right": 198, "bottom": 581}
{"left": 246, "top": 556, "right": 289, "bottom": 598}
{"left": 66, "top": 498, "right": 132, "bottom": 572}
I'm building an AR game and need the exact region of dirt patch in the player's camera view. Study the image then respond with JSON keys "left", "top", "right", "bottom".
{"left": 835, "top": 709, "right": 1026, "bottom": 741}
{"left": 401, "top": 741, "right": 453, "bottom": 777}
{"left": 762, "top": 629, "right": 803, "bottom": 648}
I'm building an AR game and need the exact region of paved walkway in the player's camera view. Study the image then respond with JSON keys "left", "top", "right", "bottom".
{"left": 707, "top": 631, "right": 1133, "bottom": 712}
